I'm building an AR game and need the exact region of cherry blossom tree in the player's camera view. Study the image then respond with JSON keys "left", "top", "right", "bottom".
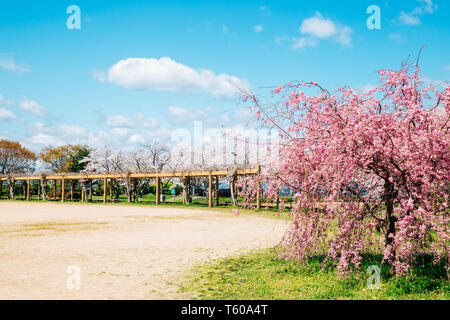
{"left": 169, "top": 129, "right": 258, "bottom": 205}
{"left": 81, "top": 142, "right": 174, "bottom": 202}
{"left": 242, "top": 59, "right": 449, "bottom": 275}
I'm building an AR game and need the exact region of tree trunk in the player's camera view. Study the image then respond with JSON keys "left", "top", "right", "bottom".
{"left": 41, "top": 178, "right": 48, "bottom": 200}
{"left": 383, "top": 180, "right": 397, "bottom": 262}
{"left": 126, "top": 178, "right": 132, "bottom": 202}
{"left": 230, "top": 178, "right": 237, "bottom": 206}
{"left": 80, "top": 179, "right": 87, "bottom": 202}
{"left": 115, "top": 184, "right": 120, "bottom": 200}
{"left": 182, "top": 177, "right": 192, "bottom": 204}
{"left": 8, "top": 179, "right": 15, "bottom": 200}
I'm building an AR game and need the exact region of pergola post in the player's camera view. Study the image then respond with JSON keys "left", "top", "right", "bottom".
{"left": 70, "top": 179, "right": 74, "bottom": 200}
{"left": 37, "top": 180, "right": 41, "bottom": 200}
{"left": 155, "top": 175, "right": 160, "bottom": 204}
{"left": 53, "top": 180, "right": 57, "bottom": 200}
{"left": 103, "top": 176, "right": 107, "bottom": 203}
{"left": 208, "top": 172, "right": 212, "bottom": 208}
{"left": 61, "top": 178, "right": 65, "bottom": 202}
{"left": 109, "top": 179, "right": 113, "bottom": 201}
{"left": 256, "top": 184, "right": 261, "bottom": 210}
{"left": 0, "top": 180, "right": 3, "bottom": 199}
{"left": 81, "top": 181, "right": 85, "bottom": 203}
{"left": 27, "top": 179, "right": 30, "bottom": 201}
{"left": 89, "top": 179, "right": 93, "bottom": 201}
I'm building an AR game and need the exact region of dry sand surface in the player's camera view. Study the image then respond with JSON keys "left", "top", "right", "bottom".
{"left": 0, "top": 202, "right": 288, "bottom": 299}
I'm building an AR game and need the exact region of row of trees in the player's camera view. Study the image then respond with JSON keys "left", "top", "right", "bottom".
{"left": 0, "top": 137, "right": 254, "bottom": 204}
{"left": 0, "top": 140, "right": 90, "bottom": 175}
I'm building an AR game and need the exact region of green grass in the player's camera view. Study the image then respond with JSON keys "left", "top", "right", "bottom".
{"left": 179, "top": 248, "right": 449, "bottom": 300}
{"left": 0, "top": 197, "right": 292, "bottom": 221}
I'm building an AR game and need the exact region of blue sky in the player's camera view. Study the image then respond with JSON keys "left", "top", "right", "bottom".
{"left": 0, "top": 0, "right": 449, "bottom": 152}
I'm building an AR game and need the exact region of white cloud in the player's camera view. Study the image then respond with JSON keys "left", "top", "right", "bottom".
{"left": 399, "top": 11, "right": 421, "bottom": 25}
{"left": 0, "top": 57, "right": 30, "bottom": 73}
{"left": 106, "top": 114, "right": 158, "bottom": 128}
{"left": 293, "top": 12, "right": 352, "bottom": 49}
{"left": 291, "top": 37, "right": 318, "bottom": 49}
{"left": 335, "top": 26, "right": 352, "bottom": 47}
{"left": 135, "top": 113, "right": 158, "bottom": 128}
{"left": 30, "top": 133, "right": 63, "bottom": 146}
{"left": 398, "top": 0, "right": 436, "bottom": 26}
{"left": 254, "top": 25, "right": 263, "bottom": 32}
{"left": 166, "top": 106, "right": 207, "bottom": 123}
{"left": 106, "top": 115, "right": 134, "bottom": 127}
{"left": 0, "top": 108, "right": 15, "bottom": 120}
{"left": 0, "top": 94, "right": 15, "bottom": 106}
{"left": 300, "top": 13, "right": 336, "bottom": 38}
{"left": 128, "top": 134, "right": 145, "bottom": 145}
{"left": 111, "top": 127, "right": 132, "bottom": 137}
{"left": 58, "top": 124, "right": 87, "bottom": 137}
{"left": 19, "top": 98, "right": 47, "bottom": 116}
{"left": 34, "top": 122, "right": 46, "bottom": 131}
{"left": 101, "top": 57, "right": 250, "bottom": 98}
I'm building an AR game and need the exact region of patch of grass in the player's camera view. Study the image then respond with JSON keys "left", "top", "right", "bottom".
{"left": 179, "top": 249, "right": 449, "bottom": 300}
{"left": 4, "top": 221, "right": 111, "bottom": 236}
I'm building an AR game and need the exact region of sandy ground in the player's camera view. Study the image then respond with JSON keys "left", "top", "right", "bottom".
{"left": 0, "top": 202, "right": 288, "bottom": 299}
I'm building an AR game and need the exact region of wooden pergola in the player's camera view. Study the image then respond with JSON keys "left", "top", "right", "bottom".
{"left": 0, "top": 166, "right": 262, "bottom": 208}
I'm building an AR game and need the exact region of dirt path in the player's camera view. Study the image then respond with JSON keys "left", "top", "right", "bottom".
{"left": 0, "top": 202, "right": 288, "bottom": 299}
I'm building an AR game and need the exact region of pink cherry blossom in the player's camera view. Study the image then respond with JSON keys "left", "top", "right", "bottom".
{"left": 240, "top": 61, "right": 449, "bottom": 276}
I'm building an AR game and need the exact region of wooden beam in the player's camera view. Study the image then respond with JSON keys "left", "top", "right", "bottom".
{"left": 0, "top": 167, "right": 260, "bottom": 182}
{"left": 27, "top": 179, "right": 30, "bottom": 201}
{"left": 70, "top": 180, "right": 74, "bottom": 200}
{"left": 81, "top": 182, "right": 85, "bottom": 202}
{"left": 103, "top": 177, "right": 107, "bottom": 203}
{"left": 54, "top": 180, "right": 57, "bottom": 200}
{"left": 61, "top": 179, "right": 65, "bottom": 202}
{"left": 208, "top": 173, "right": 212, "bottom": 208}
{"left": 155, "top": 176, "right": 160, "bottom": 204}
{"left": 89, "top": 179, "right": 92, "bottom": 201}
{"left": 109, "top": 179, "right": 113, "bottom": 200}
{"left": 256, "top": 183, "right": 261, "bottom": 210}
